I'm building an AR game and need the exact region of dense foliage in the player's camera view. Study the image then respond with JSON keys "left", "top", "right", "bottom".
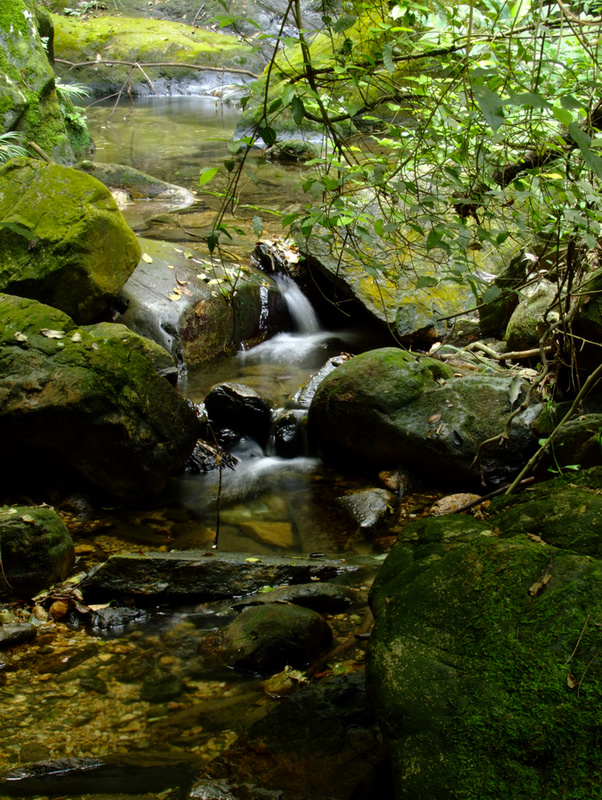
{"left": 207, "top": 0, "right": 602, "bottom": 330}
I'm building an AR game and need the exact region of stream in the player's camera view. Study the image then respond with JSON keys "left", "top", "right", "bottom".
{"left": 0, "top": 97, "right": 442, "bottom": 799}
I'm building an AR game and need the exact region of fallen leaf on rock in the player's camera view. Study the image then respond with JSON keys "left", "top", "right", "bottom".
{"left": 245, "top": 557, "right": 261, "bottom": 563}
{"left": 13, "top": 332, "right": 28, "bottom": 342}
{"left": 71, "top": 332, "right": 82, "bottom": 343}
{"left": 567, "top": 673, "right": 578, "bottom": 689}
{"left": 428, "top": 413, "right": 442, "bottom": 424}
{"left": 179, "top": 285, "right": 192, "bottom": 296}
{"left": 168, "top": 293, "right": 182, "bottom": 301}
{"left": 194, "top": 301, "right": 206, "bottom": 316}
{"left": 41, "top": 329, "right": 65, "bottom": 339}
{"left": 176, "top": 278, "right": 190, "bottom": 286}
{"left": 141, "top": 253, "right": 153, "bottom": 263}
{"left": 167, "top": 264, "right": 175, "bottom": 269}
{"left": 20, "top": 515, "right": 36, "bottom": 524}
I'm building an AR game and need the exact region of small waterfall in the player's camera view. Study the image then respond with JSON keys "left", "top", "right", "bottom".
{"left": 274, "top": 274, "right": 321, "bottom": 334}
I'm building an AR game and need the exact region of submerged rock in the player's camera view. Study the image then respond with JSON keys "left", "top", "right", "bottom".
{"left": 0, "top": 506, "right": 74, "bottom": 600}
{"left": 367, "top": 505, "right": 602, "bottom": 798}
{"left": 0, "top": 158, "right": 140, "bottom": 324}
{"left": 0, "top": 294, "right": 198, "bottom": 500}
{"left": 200, "top": 603, "right": 333, "bottom": 674}
{"left": 308, "top": 347, "right": 542, "bottom": 488}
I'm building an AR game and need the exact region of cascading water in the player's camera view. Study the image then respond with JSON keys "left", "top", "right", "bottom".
{"left": 273, "top": 273, "right": 321, "bottom": 334}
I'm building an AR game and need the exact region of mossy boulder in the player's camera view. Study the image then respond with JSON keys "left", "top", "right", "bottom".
{"left": 0, "top": 505, "right": 74, "bottom": 599}
{"left": 504, "top": 279, "right": 559, "bottom": 351}
{"left": 367, "top": 510, "right": 602, "bottom": 799}
{"left": 308, "top": 347, "right": 541, "bottom": 487}
{"left": 0, "top": 0, "right": 77, "bottom": 163}
{"left": 298, "top": 228, "right": 518, "bottom": 345}
{"left": 0, "top": 158, "right": 141, "bottom": 324}
{"left": 52, "top": 13, "right": 264, "bottom": 95}
{"left": 0, "top": 294, "right": 199, "bottom": 500}
{"left": 200, "top": 603, "right": 333, "bottom": 674}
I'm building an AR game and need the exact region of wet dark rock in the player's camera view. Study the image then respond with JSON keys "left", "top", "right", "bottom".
{"left": 140, "top": 668, "right": 185, "bottom": 702}
{"left": 367, "top": 507, "right": 602, "bottom": 798}
{"left": 272, "top": 410, "right": 307, "bottom": 458}
{"left": 233, "top": 582, "right": 353, "bottom": 614}
{"left": 532, "top": 411, "right": 602, "bottom": 476}
{"left": 0, "top": 754, "right": 200, "bottom": 797}
{"left": 199, "top": 604, "right": 333, "bottom": 674}
{"left": 308, "top": 347, "right": 542, "bottom": 488}
{"left": 337, "top": 489, "right": 395, "bottom": 533}
{"left": 189, "top": 779, "right": 284, "bottom": 799}
{"left": 116, "top": 239, "right": 287, "bottom": 371}
{"left": 0, "top": 624, "right": 37, "bottom": 649}
{"left": 265, "top": 140, "right": 319, "bottom": 162}
{"left": 200, "top": 672, "right": 391, "bottom": 800}
{"left": 205, "top": 383, "right": 274, "bottom": 448}
{"left": 291, "top": 355, "right": 348, "bottom": 408}
{"left": 0, "top": 294, "right": 199, "bottom": 500}
{"left": 81, "top": 551, "right": 359, "bottom": 603}
{"left": 0, "top": 159, "right": 140, "bottom": 324}
{"left": 0, "top": 506, "right": 74, "bottom": 600}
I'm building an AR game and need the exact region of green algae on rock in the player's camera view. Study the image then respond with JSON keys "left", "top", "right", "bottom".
{"left": 0, "top": 157, "right": 141, "bottom": 324}
{"left": 0, "top": 294, "right": 199, "bottom": 500}
{"left": 368, "top": 511, "right": 602, "bottom": 799}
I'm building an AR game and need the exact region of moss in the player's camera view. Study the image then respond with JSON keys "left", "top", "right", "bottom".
{"left": 368, "top": 511, "right": 602, "bottom": 799}
{"left": 52, "top": 13, "right": 262, "bottom": 91}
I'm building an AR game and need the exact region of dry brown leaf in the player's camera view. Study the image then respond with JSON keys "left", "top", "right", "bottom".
{"left": 167, "top": 264, "right": 175, "bottom": 269}
{"left": 528, "top": 580, "right": 544, "bottom": 597}
{"left": 176, "top": 278, "right": 190, "bottom": 286}
{"left": 567, "top": 673, "right": 578, "bottom": 689}
{"left": 428, "top": 413, "right": 442, "bottom": 424}
{"left": 167, "top": 293, "right": 181, "bottom": 302}
{"left": 194, "top": 301, "right": 206, "bottom": 317}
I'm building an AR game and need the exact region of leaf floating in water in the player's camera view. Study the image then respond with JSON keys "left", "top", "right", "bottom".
{"left": 13, "top": 331, "right": 27, "bottom": 342}
{"left": 40, "top": 328, "right": 65, "bottom": 339}
{"left": 71, "top": 332, "right": 82, "bottom": 343}
{"left": 141, "top": 253, "right": 153, "bottom": 263}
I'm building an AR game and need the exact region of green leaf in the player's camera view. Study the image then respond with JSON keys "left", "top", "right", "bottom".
{"left": 259, "top": 125, "right": 278, "bottom": 146}
{"left": 0, "top": 221, "right": 35, "bottom": 240}
{"left": 291, "top": 96, "right": 306, "bottom": 127}
{"left": 473, "top": 84, "right": 505, "bottom": 131}
{"left": 506, "top": 92, "right": 551, "bottom": 109}
{"left": 553, "top": 106, "right": 573, "bottom": 126}
{"left": 199, "top": 166, "right": 219, "bottom": 187}
{"left": 415, "top": 275, "right": 439, "bottom": 288}
{"left": 280, "top": 84, "right": 296, "bottom": 108}
{"left": 568, "top": 122, "right": 602, "bottom": 179}
{"left": 207, "top": 231, "right": 220, "bottom": 253}
{"left": 382, "top": 43, "right": 394, "bottom": 75}
{"left": 332, "top": 14, "right": 357, "bottom": 32}
{"left": 561, "top": 95, "right": 583, "bottom": 110}
{"left": 482, "top": 285, "right": 502, "bottom": 303}
{"left": 252, "top": 215, "right": 264, "bottom": 238}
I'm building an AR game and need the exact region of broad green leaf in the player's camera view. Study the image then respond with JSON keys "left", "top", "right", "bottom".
{"left": 382, "top": 43, "right": 394, "bottom": 75}
{"left": 553, "top": 106, "right": 573, "bottom": 126}
{"left": 561, "top": 95, "right": 583, "bottom": 110}
{"left": 473, "top": 84, "right": 505, "bottom": 131}
{"left": 280, "top": 84, "right": 296, "bottom": 108}
{"left": 482, "top": 285, "right": 502, "bottom": 303}
{"left": 568, "top": 122, "right": 602, "bottom": 179}
{"left": 259, "top": 125, "right": 277, "bottom": 146}
{"left": 207, "top": 231, "right": 220, "bottom": 253}
{"left": 291, "top": 96, "right": 305, "bottom": 127}
{"left": 415, "top": 275, "right": 439, "bottom": 288}
{"left": 332, "top": 14, "right": 357, "bottom": 32}
{"left": 252, "top": 215, "right": 264, "bottom": 238}
{"left": 199, "top": 166, "right": 219, "bottom": 187}
{"left": 506, "top": 92, "right": 551, "bottom": 109}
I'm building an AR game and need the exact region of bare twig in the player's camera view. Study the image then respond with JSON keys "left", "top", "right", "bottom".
{"left": 56, "top": 57, "right": 261, "bottom": 80}
{"left": 566, "top": 615, "right": 590, "bottom": 665}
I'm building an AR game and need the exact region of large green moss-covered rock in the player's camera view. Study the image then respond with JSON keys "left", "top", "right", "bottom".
{"left": 308, "top": 347, "right": 541, "bottom": 487}
{"left": 0, "top": 294, "right": 199, "bottom": 500}
{"left": 52, "top": 13, "right": 264, "bottom": 94}
{"left": 0, "top": 158, "right": 141, "bottom": 324}
{"left": 0, "top": 505, "right": 74, "bottom": 599}
{"left": 367, "top": 509, "right": 602, "bottom": 799}
{"left": 0, "top": 0, "right": 77, "bottom": 162}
